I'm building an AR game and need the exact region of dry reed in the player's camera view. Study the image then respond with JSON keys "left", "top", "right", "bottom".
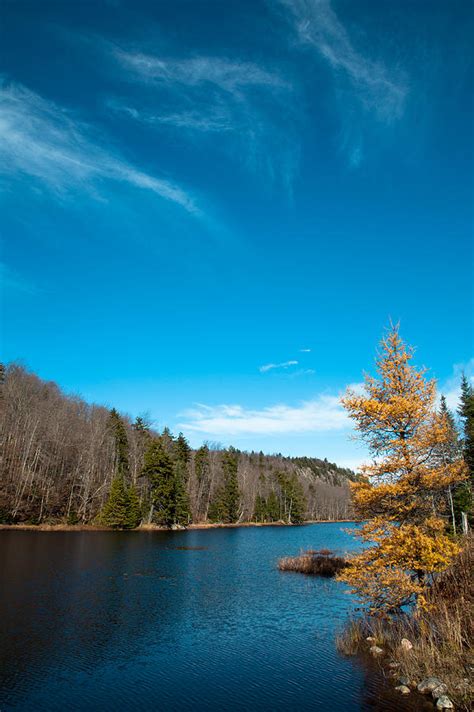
{"left": 278, "top": 549, "right": 348, "bottom": 577}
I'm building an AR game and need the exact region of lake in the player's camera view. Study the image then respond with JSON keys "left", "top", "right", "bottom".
{"left": 0, "top": 524, "right": 422, "bottom": 711}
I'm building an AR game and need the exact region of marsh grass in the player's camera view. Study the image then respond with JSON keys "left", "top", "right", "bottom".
{"left": 278, "top": 549, "right": 348, "bottom": 577}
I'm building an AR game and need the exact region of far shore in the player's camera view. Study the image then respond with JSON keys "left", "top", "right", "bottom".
{"left": 0, "top": 520, "right": 356, "bottom": 532}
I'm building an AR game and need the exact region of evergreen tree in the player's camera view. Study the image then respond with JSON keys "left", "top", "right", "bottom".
{"left": 253, "top": 495, "right": 267, "bottom": 522}
{"left": 160, "top": 427, "right": 175, "bottom": 453}
{"left": 174, "top": 432, "right": 191, "bottom": 465}
{"left": 173, "top": 460, "right": 191, "bottom": 525}
{"left": 438, "top": 396, "right": 462, "bottom": 531}
{"left": 99, "top": 476, "right": 141, "bottom": 529}
{"left": 253, "top": 490, "right": 283, "bottom": 523}
{"left": 194, "top": 444, "right": 211, "bottom": 520}
{"left": 221, "top": 447, "right": 240, "bottom": 522}
{"left": 109, "top": 408, "right": 129, "bottom": 477}
{"left": 174, "top": 466, "right": 191, "bottom": 526}
{"left": 208, "top": 488, "right": 228, "bottom": 523}
{"left": 277, "top": 472, "right": 306, "bottom": 524}
{"left": 172, "top": 433, "right": 191, "bottom": 525}
{"left": 141, "top": 440, "right": 190, "bottom": 526}
{"left": 133, "top": 415, "right": 151, "bottom": 436}
{"left": 456, "top": 375, "right": 474, "bottom": 525}
{"left": 209, "top": 448, "right": 241, "bottom": 523}
{"left": 458, "top": 374, "right": 474, "bottom": 484}
{"left": 100, "top": 409, "right": 141, "bottom": 528}
{"left": 141, "top": 441, "right": 176, "bottom": 526}
{"left": 266, "top": 490, "right": 281, "bottom": 521}
{"left": 195, "top": 445, "right": 210, "bottom": 482}
{"left": 127, "top": 483, "right": 142, "bottom": 527}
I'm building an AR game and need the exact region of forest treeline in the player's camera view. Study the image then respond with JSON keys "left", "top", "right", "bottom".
{"left": 0, "top": 364, "right": 359, "bottom": 527}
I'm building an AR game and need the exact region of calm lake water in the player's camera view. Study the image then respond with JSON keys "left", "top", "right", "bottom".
{"left": 0, "top": 524, "right": 425, "bottom": 711}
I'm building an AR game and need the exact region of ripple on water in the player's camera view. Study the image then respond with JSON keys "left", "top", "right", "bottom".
{"left": 0, "top": 525, "right": 420, "bottom": 711}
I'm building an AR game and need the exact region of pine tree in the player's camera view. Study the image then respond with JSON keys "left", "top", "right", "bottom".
{"left": 100, "top": 409, "right": 141, "bottom": 528}
{"left": 277, "top": 472, "right": 306, "bottom": 524}
{"left": 133, "top": 415, "right": 151, "bottom": 437}
{"left": 222, "top": 447, "right": 240, "bottom": 523}
{"left": 99, "top": 476, "right": 140, "bottom": 529}
{"left": 253, "top": 495, "right": 267, "bottom": 522}
{"left": 127, "top": 483, "right": 142, "bottom": 528}
{"left": 266, "top": 490, "right": 281, "bottom": 521}
{"left": 437, "top": 395, "right": 462, "bottom": 532}
{"left": 141, "top": 441, "right": 176, "bottom": 526}
{"left": 160, "top": 427, "right": 175, "bottom": 453}
{"left": 173, "top": 461, "right": 191, "bottom": 525}
{"left": 338, "top": 326, "right": 467, "bottom": 614}
{"left": 109, "top": 408, "right": 130, "bottom": 477}
{"left": 209, "top": 448, "right": 241, "bottom": 523}
{"left": 195, "top": 445, "right": 210, "bottom": 482}
{"left": 171, "top": 433, "right": 191, "bottom": 525}
{"left": 458, "top": 374, "right": 474, "bottom": 484}
{"left": 174, "top": 432, "right": 191, "bottom": 465}
{"left": 208, "top": 488, "right": 228, "bottom": 523}
{"left": 455, "top": 375, "right": 474, "bottom": 525}
{"left": 194, "top": 444, "right": 211, "bottom": 521}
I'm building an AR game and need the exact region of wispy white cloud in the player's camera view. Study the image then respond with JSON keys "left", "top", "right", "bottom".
{"left": 0, "top": 80, "right": 200, "bottom": 214}
{"left": 278, "top": 0, "right": 408, "bottom": 166}
{"left": 259, "top": 360, "right": 299, "bottom": 373}
{"left": 114, "top": 53, "right": 289, "bottom": 93}
{"left": 108, "top": 100, "right": 235, "bottom": 133}
{"left": 109, "top": 50, "right": 299, "bottom": 190}
{"left": 280, "top": 0, "right": 408, "bottom": 121}
{"left": 299, "top": 348, "right": 311, "bottom": 352}
{"left": 179, "top": 393, "right": 349, "bottom": 436}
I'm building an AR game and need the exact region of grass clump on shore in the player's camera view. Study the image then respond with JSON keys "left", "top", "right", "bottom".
{"left": 278, "top": 549, "right": 347, "bottom": 577}
{"left": 336, "top": 537, "right": 474, "bottom": 710}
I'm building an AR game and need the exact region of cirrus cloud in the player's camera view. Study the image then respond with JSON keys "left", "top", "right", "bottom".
{"left": 108, "top": 49, "right": 300, "bottom": 190}
{"left": 0, "top": 80, "right": 201, "bottom": 215}
{"left": 259, "top": 360, "right": 299, "bottom": 373}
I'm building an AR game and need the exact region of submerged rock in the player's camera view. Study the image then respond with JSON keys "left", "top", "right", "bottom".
{"left": 436, "top": 695, "right": 454, "bottom": 709}
{"left": 398, "top": 676, "right": 410, "bottom": 687}
{"left": 366, "top": 636, "right": 376, "bottom": 643}
{"left": 400, "top": 638, "right": 413, "bottom": 651}
{"left": 388, "top": 661, "right": 400, "bottom": 669}
{"left": 395, "top": 685, "right": 410, "bottom": 695}
{"left": 418, "top": 677, "right": 444, "bottom": 694}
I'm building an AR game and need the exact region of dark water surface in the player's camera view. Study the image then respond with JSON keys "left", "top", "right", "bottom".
{"left": 0, "top": 524, "right": 422, "bottom": 711}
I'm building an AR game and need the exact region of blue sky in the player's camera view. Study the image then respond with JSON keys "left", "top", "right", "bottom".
{"left": 1, "top": 0, "right": 473, "bottom": 468}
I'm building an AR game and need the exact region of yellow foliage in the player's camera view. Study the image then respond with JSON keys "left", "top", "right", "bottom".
{"left": 338, "top": 326, "right": 466, "bottom": 614}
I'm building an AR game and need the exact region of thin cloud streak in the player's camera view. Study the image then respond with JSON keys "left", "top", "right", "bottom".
{"left": 109, "top": 49, "right": 299, "bottom": 190}
{"left": 114, "top": 52, "right": 290, "bottom": 92}
{"left": 178, "top": 394, "right": 349, "bottom": 437}
{"left": 259, "top": 360, "right": 299, "bottom": 373}
{"left": 280, "top": 0, "right": 408, "bottom": 122}
{"left": 0, "top": 81, "right": 200, "bottom": 215}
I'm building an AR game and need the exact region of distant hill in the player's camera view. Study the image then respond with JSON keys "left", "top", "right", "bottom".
{"left": 0, "top": 364, "right": 358, "bottom": 525}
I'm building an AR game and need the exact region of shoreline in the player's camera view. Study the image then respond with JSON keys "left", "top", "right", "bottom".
{"left": 0, "top": 520, "right": 356, "bottom": 532}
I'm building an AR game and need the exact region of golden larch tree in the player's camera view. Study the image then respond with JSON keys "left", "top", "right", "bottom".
{"left": 338, "top": 326, "right": 466, "bottom": 614}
